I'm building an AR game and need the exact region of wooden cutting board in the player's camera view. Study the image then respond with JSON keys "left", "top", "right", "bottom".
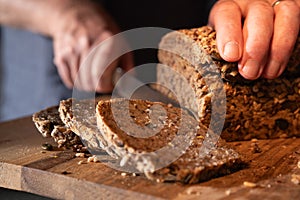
{"left": 0, "top": 116, "right": 300, "bottom": 200}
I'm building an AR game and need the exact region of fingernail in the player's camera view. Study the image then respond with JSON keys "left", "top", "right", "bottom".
{"left": 242, "top": 59, "right": 260, "bottom": 79}
{"left": 223, "top": 41, "right": 240, "bottom": 60}
{"left": 264, "top": 60, "right": 281, "bottom": 78}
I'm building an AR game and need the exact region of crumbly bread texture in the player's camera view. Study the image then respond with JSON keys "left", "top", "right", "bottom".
{"left": 58, "top": 98, "right": 118, "bottom": 158}
{"left": 156, "top": 26, "right": 300, "bottom": 141}
{"left": 96, "top": 98, "right": 242, "bottom": 184}
{"left": 32, "top": 106, "right": 83, "bottom": 150}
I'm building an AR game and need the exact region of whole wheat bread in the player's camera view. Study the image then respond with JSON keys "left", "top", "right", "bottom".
{"left": 156, "top": 26, "right": 300, "bottom": 141}
{"left": 59, "top": 98, "right": 118, "bottom": 158}
{"left": 96, "top": 98, "right": 242, "bottom": 183}
{"left": 32, "top": 106, "right": 83, "bottom": 150}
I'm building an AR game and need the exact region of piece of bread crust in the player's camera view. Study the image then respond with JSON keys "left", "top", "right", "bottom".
{"left": 58, "top": 98, "right": 118, "bottom": 158}
{"left": 32, "top": 106, "right": 83, "bottom": 150}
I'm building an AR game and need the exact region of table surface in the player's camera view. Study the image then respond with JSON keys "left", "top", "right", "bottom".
{"left": 0, "top": 116, "right": 300, "bottom": 200}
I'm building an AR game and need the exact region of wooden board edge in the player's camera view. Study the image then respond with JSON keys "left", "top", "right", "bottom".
{"left": 0, "top": 162, "right": 164, "bottom": 200}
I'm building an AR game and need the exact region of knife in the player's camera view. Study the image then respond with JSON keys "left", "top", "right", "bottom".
{"left": 112, "top": 67, "right": 177, "bottom": 105}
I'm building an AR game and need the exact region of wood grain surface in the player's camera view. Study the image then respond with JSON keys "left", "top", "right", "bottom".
{"left": 0, "top": 116, "right": 300, "bottom": 200}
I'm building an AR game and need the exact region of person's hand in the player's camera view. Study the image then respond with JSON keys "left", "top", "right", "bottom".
{"left": 209, "top": 0, "right": 300, "bottom": 80}
{"left": 51, "top": 0, "right": 133, "bottom": 93}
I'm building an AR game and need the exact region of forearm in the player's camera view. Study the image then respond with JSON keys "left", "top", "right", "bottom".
{"left": 0, "top": 0, "right": 70, "bottom": 36}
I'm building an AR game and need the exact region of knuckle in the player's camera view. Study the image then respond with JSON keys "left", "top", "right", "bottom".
{"left": 213, "top": 0, "right": 240, "bottom": 12}
{"left": 271, "top": 44, "right": 293, "bottom": 62}
{"left": 53, "top": 57, "right": 63, "bottom": 66}
{"left": 246, "top": 50, "right": 266, "bottom": 60}
{"left": 79, "top": 36, "right": 90, "bottom": 48}
{"left": 277, "top": 2, "right": 300, "bottom": 12}
{"left": 270, "top": 48, "right": 284, "bottom": 62}
{"left": 250, "top": 1, "right": 273, "bottom": 13}
{"left": 293, "top": 4, "right": 300, "bottom": 18}
{"left": 245, "top": 43, "right": 268, "bottom": 58}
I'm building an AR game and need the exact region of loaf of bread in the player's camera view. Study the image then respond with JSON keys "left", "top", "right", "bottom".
{"left": 96, "top": 98, "right": 242, "bottom": 183}
{"left": 156, "top": 26, "right": 300, "bottom": 141}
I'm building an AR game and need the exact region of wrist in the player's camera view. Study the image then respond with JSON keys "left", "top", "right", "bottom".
{"left": 45, "top": 0, "right": 77, "bottom": 37}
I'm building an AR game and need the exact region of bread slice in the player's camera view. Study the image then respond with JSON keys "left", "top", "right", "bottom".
{"left": 58, "top": 98, "right": 118, "bottom": 158}
{"left": 32, "top": 106, "right": 83, "bottom": 150}
{"left": 156, "top": 26, "right": 300, "bottom": 141}
{"left": 96, "top": 98, "right": 242, "bottom": 183}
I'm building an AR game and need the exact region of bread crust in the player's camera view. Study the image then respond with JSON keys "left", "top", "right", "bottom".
{"left": 32, "top": 105, "right": 83, "bottom": 150}
{"left": 58, "top": 98, "right": 118, "bottom": 158}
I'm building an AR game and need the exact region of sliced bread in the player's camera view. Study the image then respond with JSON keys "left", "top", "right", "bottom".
{"left": 32, "top": 106, "right": 83, "bottom": 150}
{"left": 58, "top": 98, "right": 118, "bottom": 158}
{"left": 96, "top": 98, "right": 242, "bottom": 183}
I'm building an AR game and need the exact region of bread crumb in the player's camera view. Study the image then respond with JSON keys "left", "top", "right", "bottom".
{"left": 243, "top": 181, "right": 257, "bottom": 188}
{"left": 156, "top": 179, "right": 162, "bottom": 183}
{"left": 78, "top": 160, "right": 86, "bottom": 165}
{"left": 121, "top": 172, "right": 127, "bottom": 176}
{"left": 225, "top": 189, "right": 231, "bottom": 195}
{"left": 87, "top": 156, "right": 93, "bottom": 162}
{"left": 132, "top": 173, "right": 136, "bottom": 177}
{"left": 249, "top": 143, "right": 262, "bottom": 153}
{"left": 87, "top": 155, "right": 100, "bottom": 163}
{"left": 297, "top": 161, "right": 300, "bottom": 169}
{"left": 186, "top": 187, "right": 198, "bottom": 195}
{"left": 75, "top": 153, "right": 85, "bottom": 158}
{"left": 41, "top": 143, "right": 53, "bottom": 151}
{"left": 93, "top": 156, "right": 100, "bottom": 162}
{"left": 291, "top": 174, "right": 300, "bottom": 185}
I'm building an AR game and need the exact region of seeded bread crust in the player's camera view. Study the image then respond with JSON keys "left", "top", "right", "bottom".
{"left": 156, "top": 26, "right": 300, "bottom": 141}
{"left": 58, "top": 98, "right": 118, "bottom": 158}
{"left": 32, "top": 106, "right": 83, "bottom": 149}
{"left": 96, "top": 98, "right": 242, "bottom": 184}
